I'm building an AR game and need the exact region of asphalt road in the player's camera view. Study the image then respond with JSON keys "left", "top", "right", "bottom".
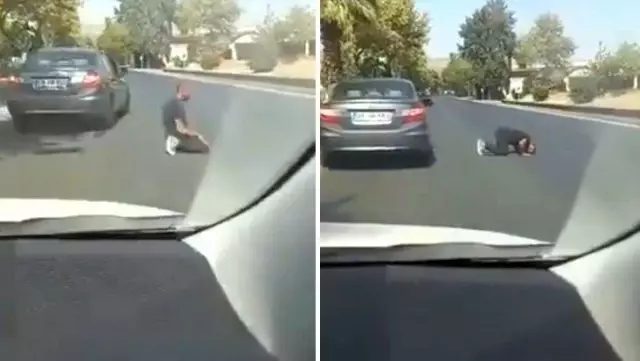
{"left": 321, "top": 96, "right": 640, "bottom": 244}
{"left": 0, "top": 70, "right": 313, "bottom": 214}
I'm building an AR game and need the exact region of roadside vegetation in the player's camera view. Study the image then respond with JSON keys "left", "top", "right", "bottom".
{"left": 0, "top": 0, "right": 315, "bottom": 75}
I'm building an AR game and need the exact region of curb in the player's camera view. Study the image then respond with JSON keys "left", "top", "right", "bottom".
{"left": 163, "top": 68, "right": 315, "bottom": 89}
{"left": 502, "top": 100, "right": 640, "bottom": 119}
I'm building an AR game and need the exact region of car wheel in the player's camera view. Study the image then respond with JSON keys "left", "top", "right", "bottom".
{"left": 421, "top": 148, "right": 436, "bottom": 167}
{"left": 104, "top": 95, "right": 118, "bottom": 127}
{"left": 118, "top": 91, "right": 131, "bottom": 118}
{"left": 320, "top": 151, "right": 331, "bottom": 168}
{"left": 95, "top": 105, "right": 116, "bottom": 131}
{"left": 12, "top": 115, "right": 29, "bottom": 134}
{"left": 103, "top": 110, "right": 116, "bottom": 130}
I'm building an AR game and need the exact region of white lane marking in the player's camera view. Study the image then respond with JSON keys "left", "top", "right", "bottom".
{"left": 132, "top": 69, "right": 314, "bottom": 99}
{"left": 456, "top": 98, "right": 640, "bottom": 130}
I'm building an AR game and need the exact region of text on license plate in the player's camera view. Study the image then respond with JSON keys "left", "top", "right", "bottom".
{"left": 351, "top": 112, "right": 393, "bottom": 124}
{"left": 33, "top": 79, "right": 68, "bottom": 90}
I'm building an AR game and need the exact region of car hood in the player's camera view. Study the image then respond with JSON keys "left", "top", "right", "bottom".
{"left": 321, "top": 222, "right": 552, "bottom": 248}
{"left": 0, "top": 198, "right": 183, "bottom": 223}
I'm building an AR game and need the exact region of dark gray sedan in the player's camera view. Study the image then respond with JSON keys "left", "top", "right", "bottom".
{"left": 5, "top": 47, "right": 131, "bottom": 133}
{"left": 320, "top": 78, "right": 433, "bottom": 165}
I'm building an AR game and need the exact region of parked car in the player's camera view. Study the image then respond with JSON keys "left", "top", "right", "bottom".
{"left": 5, "top": 47, "right": 131, "bottom": 133}
{"left": 320, "top": 77, "right": 434, "bottom": 166}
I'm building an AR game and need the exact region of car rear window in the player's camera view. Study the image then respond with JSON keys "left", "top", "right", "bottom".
{"left": 330, "top": 80, "right": 416, "bottom": 101}
{"left": 23, "top": 51, "right": 98, "bottom": 71}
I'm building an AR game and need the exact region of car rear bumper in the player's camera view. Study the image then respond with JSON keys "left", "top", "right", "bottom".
{"left": 320, "top": 124, "right": 432, "bottom": 154}
{"left": 7, "top": 93, "right": 108, "bottom": 117}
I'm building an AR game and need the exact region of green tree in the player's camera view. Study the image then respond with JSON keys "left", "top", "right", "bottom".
{"left": 115, "top": 0, "right": 176, "bottom": 66}
{"left": 522, "top": 12, "right": 575, "bottom": 84}
{"left": 320, "top": 0, "right": 381, "bottom": 85}
{"left": 176, "top": 0, "right": 240, "bottom": 43}
{"left": 590, "top": 43, "right": 620, "bottom": 76}
{"left": 247, "top": 5, "right": 280, "bottom": 73}
{"left": 274, "top": 6, "right": 315, "bottom": 45}
{"left": 97, "top": 20, "right": 135, "bottom": 64}
{"left": 77, "top": 35, "right": 96, "bottom": 48}
{"left": 320, "top": 0, "right": 429, "bottom": 89}
{"left": 615, "top": 41, "right": 640, "bottom": 89}
{"left": 458, "top": 0, "right": 516, "bottom": 99}
{"left": 0, "top": 0, "right": 82, "bottom": 52}
{"left": 441, "top": 53, "right": 474, "bottom": 95}
{"left": 365, "top": 0, "right": 428, "bottom": 82}
{"left": 514, "top": 34, "right": 535, "bottom": 68}
{"left": 425, "top": 68, "right": 441, "bottom": 92}
{"left": 270, "top": 5, "right": 315, "bottom": 60}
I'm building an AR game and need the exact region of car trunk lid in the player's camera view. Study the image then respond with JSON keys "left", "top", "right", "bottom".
{"left": 12, "top": 68, "right": 102, "bottom": 96}
{"left": 320, "top": 99, "right": 426, "bottom": 131}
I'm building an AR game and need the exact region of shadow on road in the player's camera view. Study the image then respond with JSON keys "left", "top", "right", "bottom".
{"left": 0, "top": 115, "right": 94, "bottom": 159}
{"left": 324, "top": 151, "right": 437, "bottom": 171}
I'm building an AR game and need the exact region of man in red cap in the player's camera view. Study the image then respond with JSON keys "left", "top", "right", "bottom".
{"left": 161, "top": 82, "right": 210, "bottom": 155}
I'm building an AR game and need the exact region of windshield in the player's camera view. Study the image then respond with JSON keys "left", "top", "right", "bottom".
{"left": 320, "top": 0, "right": 640, "bottom": 257}
{"left": 24, "top": 51, "right": 98, "bottom": 70}
{"left": 0, "top": 1, "right": 315, "bottom": 235}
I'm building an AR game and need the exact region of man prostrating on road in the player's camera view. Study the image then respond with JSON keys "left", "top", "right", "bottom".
{"left": 477, "top": 126, "right": 536, "bottom": 157}
{"left": 162, "top": 83, "right": 210, "bottom": 156}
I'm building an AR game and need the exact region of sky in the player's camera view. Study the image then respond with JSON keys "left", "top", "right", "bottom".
{"left": 79, "top": 0, "right": 316, "bottom": 29}
{"left": 421, "top": 0, "right": 640, "bottom": 59}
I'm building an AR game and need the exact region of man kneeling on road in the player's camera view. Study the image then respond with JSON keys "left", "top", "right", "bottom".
{"left": 162, "top": 83, "right": 210, "bottom": 156}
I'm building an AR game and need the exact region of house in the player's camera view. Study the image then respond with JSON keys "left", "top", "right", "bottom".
{"left": 169, "top": 23, "right": 261, "bottom": 62}
{"left": 168, "top": 23, "right": 315, "bottom": 65}
{"left": 508, "top": 59, "right": 590, "bottom": 94}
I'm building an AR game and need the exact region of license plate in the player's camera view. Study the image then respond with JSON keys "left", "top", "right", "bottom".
{"left": 33, "top": 78, "right": 68, "bottom": 90}
{"left": 351, "top": 112, "right": 393, "bottom": 125}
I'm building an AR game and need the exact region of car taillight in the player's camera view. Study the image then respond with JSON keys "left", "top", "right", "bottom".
{"left": 320, "top": 108, "right": 341, "bottom": 124}
{"left": 7, "top": 75, "right": 22, "bottom": 88}
{"left": 401, "top": 104, "right": 426, "bottom": 123}
{"left": 82, "top": 71, "right": 101, "bottom": 89}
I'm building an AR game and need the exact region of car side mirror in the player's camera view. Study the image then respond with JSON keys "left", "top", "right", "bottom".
{"left": 118, "top": 65, "right": 129, "bottom": 76}
{"left": 422, "top": 97, "right": 433, "bottom": 107}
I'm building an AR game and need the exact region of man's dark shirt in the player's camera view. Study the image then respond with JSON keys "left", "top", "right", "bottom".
{"left": 495, "top": 127, "right": 530, "bottom": 145}
{"left": 485, "top": 127, "right": 531, "bottom": 155}
{"left": 162, "top": 97, "right": 187, "bottom": 136}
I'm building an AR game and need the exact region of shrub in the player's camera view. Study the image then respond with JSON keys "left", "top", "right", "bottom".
{"left": 531, "top": 86, "right": 549, "bottom": 102}
{"left": 247, "top": 32, "right": 279, "bottom": 73}
{"left": 200, "top": 53, "right": 222, "bottom": 70}
{"left": 569, "top": 86, "right": 597, "bottom": 104}
{"left": 171, "top": 56, "right": 186, "bottom": 68}
{"left": 247, "top": 45, "right": 278, "bottom": 73}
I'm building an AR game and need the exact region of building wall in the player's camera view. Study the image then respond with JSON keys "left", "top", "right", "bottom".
{"left": 169, "top": 43, "right": 189, "bottom": 61}
{"left": 169, "top": 23, "right": 315, "bottom": 64}
{"left": 507, "top": 60, "right": 592, "bottom": 94}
